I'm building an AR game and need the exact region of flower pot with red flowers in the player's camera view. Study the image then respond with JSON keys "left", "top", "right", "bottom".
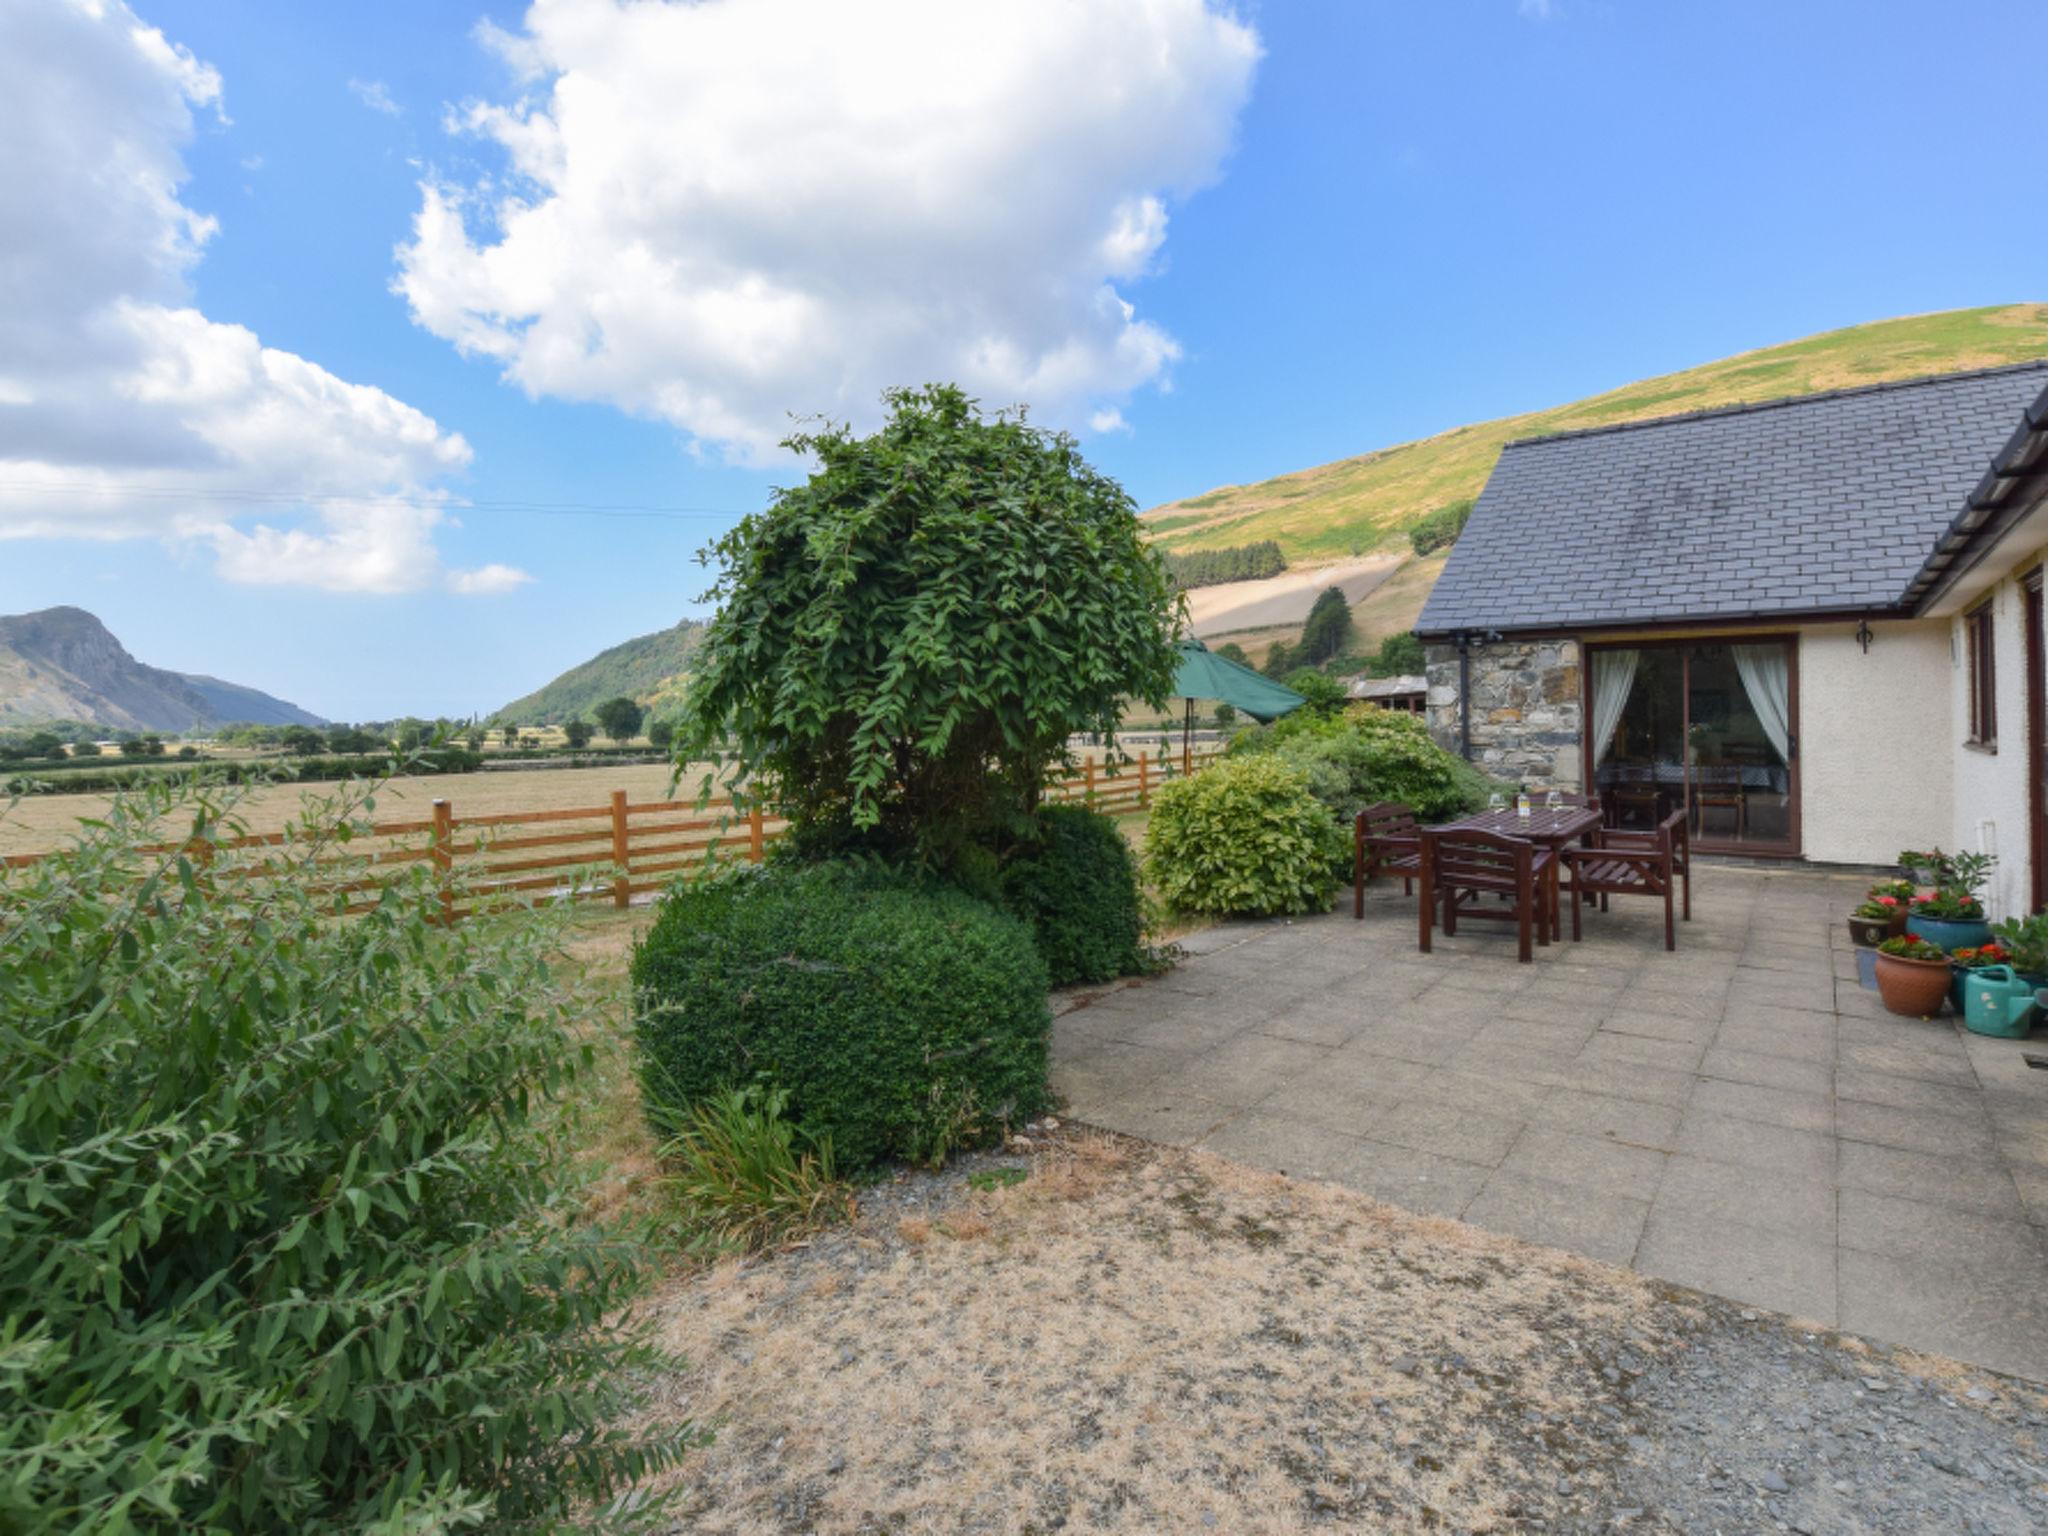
{"left": 1848, "top": 900, "right": 1897, "bottom": 948}
{"left": 1948, "top": 942, "right": 2013, "bottom": 1012}
{"left": 1866, "top": 881, "right": 1914, "bottom": 936}
{"left": 1874, "top": 933, "right": 1953, "bottom": 1017}
{"left": 1899, "top": 849, "right": 1995, "bottom": 950}
{"left": 1905, "top": 888, "right": 1992, "bottom": 953}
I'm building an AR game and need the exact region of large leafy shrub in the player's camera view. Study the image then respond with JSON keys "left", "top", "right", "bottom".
{"left": 1144, "top": 756, "right": 1346, "bottom": 917}
{"left": 632, "top": 862, "right": 1051, "bottom": 1171}
{"left": 0, "top": 782, "right": 687, "bottom": 1532}
{"left": 999, "top": 805, "right": 1148, "bottom": 987}
{"left": 678, "top": 385, "right": 1181, "bottom": 874}
{"left": 1231, "top": 705, "right": 1491, "bottom": 823}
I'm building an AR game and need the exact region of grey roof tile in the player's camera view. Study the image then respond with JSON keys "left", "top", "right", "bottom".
{"left": 1417, "top": 363, "right": 2048, "bottom": 636}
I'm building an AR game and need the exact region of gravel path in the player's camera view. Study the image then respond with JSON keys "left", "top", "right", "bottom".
{"left": 1619, "top": 1307, "right": 2048, "bottom": 1535}
{"left": 639, "top": 1131, "right": 2048, "bottom": 1533}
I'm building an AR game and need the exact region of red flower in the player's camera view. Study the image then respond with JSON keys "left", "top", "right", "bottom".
{"left": 1876, "top": 895, "right": 1898, "bottom": 908}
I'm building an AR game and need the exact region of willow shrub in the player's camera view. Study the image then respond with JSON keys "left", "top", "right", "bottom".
{"left": 677, "top": 385, "right": 1182, "bottom": 877}
{"left": 0, "top": 780, "right": 689, "bottom": 1533}
{"left": 1144, "top": 755, "right": 1347, "bottom": 918}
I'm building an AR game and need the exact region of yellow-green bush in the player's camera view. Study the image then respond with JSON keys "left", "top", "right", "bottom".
{"left": 1144, "top": 756, "right": 1346, "bottom": 917}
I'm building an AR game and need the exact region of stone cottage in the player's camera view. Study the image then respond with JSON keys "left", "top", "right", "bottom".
{"left": 1416, "top": 360, "right": 2048, "bottom": 918}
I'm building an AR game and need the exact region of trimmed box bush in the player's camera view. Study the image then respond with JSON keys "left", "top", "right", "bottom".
{"left": 632, "top": 861, "right": 1051, "bottom": 1170}
{"left": 1144, "top": 755, "right": 1347, "bottom": 917}
{"left": 1000, "top": 804, "right": 1148, "bottom": 986}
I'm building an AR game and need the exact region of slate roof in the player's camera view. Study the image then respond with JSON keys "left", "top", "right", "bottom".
{"left": 1416, "top": 361, "right": 2048, "bottom": 637}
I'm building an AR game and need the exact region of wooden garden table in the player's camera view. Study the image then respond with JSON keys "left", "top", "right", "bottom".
{"left": 1424, "top": 804, "right": 1604, "bottom": 945}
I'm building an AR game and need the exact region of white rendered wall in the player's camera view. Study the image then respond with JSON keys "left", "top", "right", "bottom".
{"left": 1799, "top": 622, "right": 1953, "bottom": 867}
{"left": 1947, "top": 575, "right": 2035, "bottom": 922}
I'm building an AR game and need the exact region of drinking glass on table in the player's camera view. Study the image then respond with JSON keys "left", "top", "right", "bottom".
{"left": 1487, "top": 791, "right": 1504, "bottom": 812}
{"left": 1546, "top": 788, "right": 1562, "bottom": 813}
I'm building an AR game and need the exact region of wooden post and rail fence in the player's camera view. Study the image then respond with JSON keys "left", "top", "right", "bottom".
{"left": 3, "top": 746, "right": 1224, "bottom": 922}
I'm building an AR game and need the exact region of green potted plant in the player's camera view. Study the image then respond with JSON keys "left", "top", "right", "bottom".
{"left": 1988, "top": 911, "right": 2048, "bottom": 988}
{"left": 1874, "top": 933, "right": 1952, "bottom": 1017}
{"left": 1848, "top": 898, "right": 1898, "bottom": 948}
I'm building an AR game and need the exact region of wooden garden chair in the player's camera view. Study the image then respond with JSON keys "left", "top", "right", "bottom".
{"left": 1417, "top": 825, "right": 1555, "bottom": 964}
{"left": 1562, "top": 808, "right": 1691, "bottom": 951}
{"left": 1353, "top": 801, "right": 1422, "bottom": 917}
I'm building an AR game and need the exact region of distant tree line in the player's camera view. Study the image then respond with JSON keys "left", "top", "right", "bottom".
{"left": 1161, "top": 540, "right": 1286, "bottom": 590}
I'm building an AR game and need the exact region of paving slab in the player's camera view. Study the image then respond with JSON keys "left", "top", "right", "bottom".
{"left": 1054, "top": 865, "right": 2048, "bottom": 1382}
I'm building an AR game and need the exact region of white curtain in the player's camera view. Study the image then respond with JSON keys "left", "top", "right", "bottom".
{"left": 1589, "top": 650, "right": 1639, "bottom": 767}
{"left": 1732, "top": 644, "right": 1791, "bottom": 763}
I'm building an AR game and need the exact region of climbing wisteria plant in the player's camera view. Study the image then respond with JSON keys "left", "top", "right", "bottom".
{"left": 680, "top": 385, "right": 1182, "bottom": 872}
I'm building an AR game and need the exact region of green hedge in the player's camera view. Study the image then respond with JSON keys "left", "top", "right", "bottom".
{"left": 2, "top": 748, "right": 482, "bottom": 796}
{"left": 1000, "top": 805, "right": 1148, "bottom": 986}
{"left": 632, "top": 862, "right": 1051, "bottom": 1170}
{"left": 0, "top": 782, "right": 686, "bottom": 1530}
{"left": 1144, "top": 755, "right": 1346, "bottom": 917}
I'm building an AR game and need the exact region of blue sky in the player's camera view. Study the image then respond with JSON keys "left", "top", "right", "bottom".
{"left": 2, "top": 0, "right": 2042, "bottom": 722}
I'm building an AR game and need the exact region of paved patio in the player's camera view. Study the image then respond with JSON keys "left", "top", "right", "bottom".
{"left": 1052, "top": 867, "right": 2048, "bottom": 1383}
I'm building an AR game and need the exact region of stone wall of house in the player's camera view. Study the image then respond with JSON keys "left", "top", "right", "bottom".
{"left": 1423, "top": 640, "right": 1584, "bottom": 788}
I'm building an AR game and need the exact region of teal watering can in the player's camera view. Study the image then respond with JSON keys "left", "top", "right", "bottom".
{"left": 1961, "top": 966, "right": 2035, "bottom": 1038}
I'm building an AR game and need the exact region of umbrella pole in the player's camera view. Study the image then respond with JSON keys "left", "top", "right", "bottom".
{"left": 1183, "top": 697, "right": 1193, "bottom": 777}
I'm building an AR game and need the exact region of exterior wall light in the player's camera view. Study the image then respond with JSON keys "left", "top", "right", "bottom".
{"left": 1856, "top": 619, "right": 1874, "bottom": 654}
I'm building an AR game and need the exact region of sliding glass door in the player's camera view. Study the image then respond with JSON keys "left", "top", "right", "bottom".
{"left": 1586, "top": 638, "right": 1799, "bottom": 854}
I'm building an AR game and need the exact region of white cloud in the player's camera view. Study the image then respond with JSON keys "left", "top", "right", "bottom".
{"left": 0, "top": 1, "right": 513, "bottom": 595}
{"left": 349, "top": 77, "right": 402, "bottom": 116}
{"left": 445, "top": 562, "right": 533, "bottom": 595}
{"left": 396, "top": 0, "right": 1260, "bottom": 461}
{"left": 1089, "top": 408, "right": 1132, "bottom": 435}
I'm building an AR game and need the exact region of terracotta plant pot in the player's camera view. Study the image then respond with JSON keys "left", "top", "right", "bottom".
{"left": 1847, "top": 914, "right": 1890, "bottom": 948}
{"left": 1874, "top": 952, "right": 1953, "bottom": 1018}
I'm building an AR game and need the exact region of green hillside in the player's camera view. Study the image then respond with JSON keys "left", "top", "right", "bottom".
{"left": 1145, "top": 304, "right": 2048, "bottom": 563}
{"left": 494, "top": 619, "right": 707, "bottom": 725}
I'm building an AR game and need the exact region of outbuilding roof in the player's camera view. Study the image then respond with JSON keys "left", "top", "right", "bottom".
{"left": 1416, "top": 361, "right": 2048, "bottom": 638}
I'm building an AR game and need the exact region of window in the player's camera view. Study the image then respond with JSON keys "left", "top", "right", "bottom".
{"left": 1966, "top": 600, "right": 1997, "bottom": 749}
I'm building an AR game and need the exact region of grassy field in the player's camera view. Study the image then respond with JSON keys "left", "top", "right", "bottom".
{"left": 0, "top": 760, "right": 705, "bottom": 855}
{"left": 1144, "top": 304, "right": 2048, "bottom": 564}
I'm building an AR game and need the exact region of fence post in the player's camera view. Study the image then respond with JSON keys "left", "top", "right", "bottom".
{"left": 1084, "top": 757, "right": 1096, "bottom": 808}
{"left": 748, "top": 804, "right": 766, "bottom": 863}
{"left": 1138, "top": 752, "right": 1150, "bottom": 808}
{"left": 431, "top": 799, "right": 454, "bottom": 925}
{"left": 611, "top": 789, "right": 631, "bottom": 909}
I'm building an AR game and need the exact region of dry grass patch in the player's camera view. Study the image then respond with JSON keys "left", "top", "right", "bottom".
{"left": 638, "top": 1134, "right": 1699, "bottom": 1533}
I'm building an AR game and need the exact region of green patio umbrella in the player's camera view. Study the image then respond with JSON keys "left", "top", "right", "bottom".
{"left": 1168, "top": 638, "right": 1305, "bottom": 770}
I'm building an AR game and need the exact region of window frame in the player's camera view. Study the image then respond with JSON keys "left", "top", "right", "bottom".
{"left": 1965, "top": 598, "right": 1997, "bottom": 751}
